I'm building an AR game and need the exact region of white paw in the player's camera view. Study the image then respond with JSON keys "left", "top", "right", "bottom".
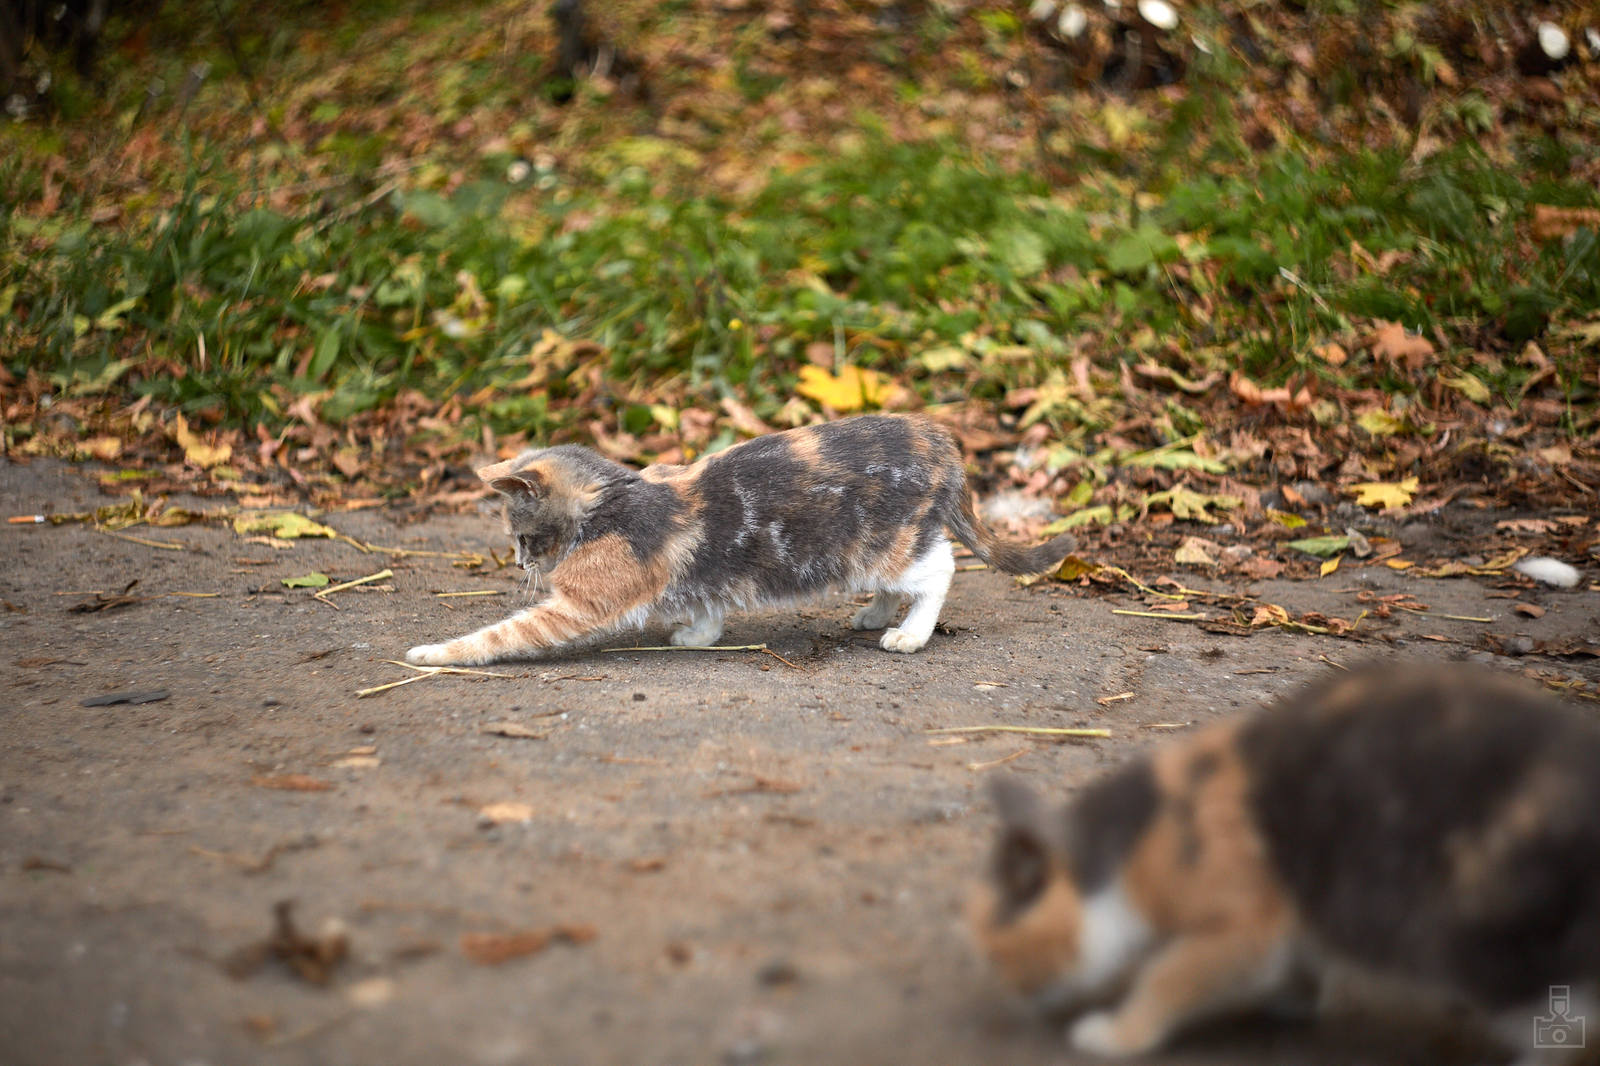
{"left": 879, "top": 627, "right": 929, "bottom": 654}
{"left": 406, "top": 644, "right": 453, "bottom": 666}
{"left": 1069, "top": 1012, "right": 1132, "bottom": 1057}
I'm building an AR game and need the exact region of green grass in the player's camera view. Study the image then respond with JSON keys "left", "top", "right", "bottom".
{"left": 3, "top": 95, "right": 1597, "bottom": 448}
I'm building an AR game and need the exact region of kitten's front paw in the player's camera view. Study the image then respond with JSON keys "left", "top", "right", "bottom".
{"left": 406, "top": 643, "right": 455, "bottom": 667}
{"left": 879, "top": 627, "right": 928, "bottom": 654}
{"left": 1068, "top": 1012, "right": 1135, "bottom": 1057}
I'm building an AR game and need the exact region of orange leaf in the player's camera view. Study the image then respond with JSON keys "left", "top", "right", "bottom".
{"left": 1364, "top": 321, "right": 1434, "bottom": 372}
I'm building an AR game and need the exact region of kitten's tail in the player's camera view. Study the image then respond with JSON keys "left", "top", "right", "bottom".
{"left": 949, "top": 492, "right": 1077, "bottom": 576}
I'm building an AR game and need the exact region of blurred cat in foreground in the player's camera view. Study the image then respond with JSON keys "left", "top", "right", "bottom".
{"left": 970, "top": 664, "right": 1600, "bottom": 1064}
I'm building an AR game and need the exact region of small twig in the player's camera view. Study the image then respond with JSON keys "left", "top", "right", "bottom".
{"left": 313, "top": 568, "right": 394, "bottom": 607}
{"left": 99, "top": 528, "right": 187, "bottom": 551}
{"left": 967, "top": 747, "right": 1029, "bottom": 772}
{"left": 359, "top": 543, "right": 482, "bottom": 561}
{"left": 1095, "top": 692, "right": 1135, "bottom": 706}
{"left": 761, "top": 648, "right": 802, "bottom": 670}
{"left": 355, "top": 661, "right": 516, "bottom": 698}
{"left": 381, "top": 660, "right": 515, "bottom": 677}
{"left": 434, "top": 589, "right": 502, "bottom": 597}
{"left": 602, "top": 643, "right": 770, "bottom": 653}
{"left": 1397, "top": 607, "right": 1492, "bottom": 623}
{"left": 925, "top": 725, "right": 1111, "bottom": 739}
{"left": 1111, "top": 609, "right": 1209, "bottom": 621}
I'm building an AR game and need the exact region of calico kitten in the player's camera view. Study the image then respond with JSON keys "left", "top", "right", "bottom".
{"left": 406, "top": 414, "right": 1075, "bottom": 667}
{"left": 969, "top": 665, "right": 1600, "bottom": 1064}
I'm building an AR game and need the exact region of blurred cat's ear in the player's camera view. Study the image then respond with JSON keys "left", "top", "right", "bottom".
{"left": 481, "top": 465, "right": 547, "bottom": 498}
{"left": 995, "top": 823, "right": 1050, "bottom": 909}
{"left": 990, "top": 774, "right": 1043, "bottom": 830}
{"left": 989, "top": 775, "right": 1053, "bottom": 907}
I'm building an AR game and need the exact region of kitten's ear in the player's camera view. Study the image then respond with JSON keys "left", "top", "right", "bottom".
{"left": 990, "top": 774, "right": 1043, "bottom": 830}
{"left": 481, "top": 466, "right": 547, "bottom": 498}
{"left": 989, "top": 776, "right": 1052, "bottom": 908}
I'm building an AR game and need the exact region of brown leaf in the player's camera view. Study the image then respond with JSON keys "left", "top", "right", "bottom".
{"left": 1239, "top": 556, "right": 1285, "bottom": 580}
{"left": 1514, "top": 603, "right": 1546, "bottom": 619}
{"left": 1364, "top": 321, "right": 1434, "bottom": 371}
{"left": 461, "top": 924, "right": 596, "bottom": 965}
{"left": 251, "top": 774, "right": 335, "bottom": 792}
{"left": 1531, "top": 204, "right": 1600, "bottom": 242}
{"left": 720, "top": 396, "right": 773, "bottom": 438}
{"left": 477, "top": 801, "right": 534, "bottom": 824}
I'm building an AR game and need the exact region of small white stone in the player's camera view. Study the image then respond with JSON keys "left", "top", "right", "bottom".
{"left": 1514, "top": 556, "right": 1581, "bottom": 588}
{"left": 1029, "top": 0, "right": 1057, "bottom": 22}
{"left": 1138, "top": 0, "right": 1179, "bottom": 31}
{"left": 1539, "top": 21, "right": 1570, "bottom": 61}
{"left": 1058, "top": 5, "right": 1088, "bottom": 40}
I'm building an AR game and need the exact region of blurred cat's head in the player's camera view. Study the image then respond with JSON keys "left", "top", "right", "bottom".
{"left": 967, "top": 777, "right": 1092, "bottom": 1010}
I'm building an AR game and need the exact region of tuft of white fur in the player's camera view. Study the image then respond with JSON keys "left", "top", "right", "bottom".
{"left": 1514, "top": 557, "right": 1582, "bottom": 589}
{"left": 981, "top": 490, "right": 1054, "bottom": 526}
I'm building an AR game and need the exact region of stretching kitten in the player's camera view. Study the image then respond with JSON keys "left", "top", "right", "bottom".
{"left": 970, "top": 664, "right": 1600, "bottom": 1063}
{"left": 406, "top": 414, "right": 1075, "bottom": 667}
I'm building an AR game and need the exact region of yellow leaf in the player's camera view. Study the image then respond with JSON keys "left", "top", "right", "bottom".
{"left": 1051, "top": 555, "right": 1098, "bottom": 581}
{"left": 1250, "top": 603, "right": 1291, "bottom": 627}
{"left": 172, "top": 413, "right": 232, "bottom": 469}
{"left": 1356, "top": 410, "right": 1405, "bottom": 437}
{"left": 79, "top": 436, "right": 123, "bottom": 461}
{"left": 1348, "top": 477, "right": 1419, "bottom": 509}
{"left": 1173, "top": 536, "right": 1218, "bottom": 567}
{"left": 795, "top": 364, "right": 890, "bottom": 412}
{"left": 232, "top": 511, "right": 339, "bottom": 540}
{"left": 1439, "top": 371, "right": 1491, "bottom": 405}
{"left": 1320, "top": 554, "right": 1342, "bottom": 577}
{"left": 1386, "top": 558, "right": 1414, "bottom": 570}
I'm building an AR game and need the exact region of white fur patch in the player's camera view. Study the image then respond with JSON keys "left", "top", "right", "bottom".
{"left": 1514, "top": 556, "right": 1582, "bottom": 589}
{"left": 1076, "top": 883, "right": 1154, "bottom": 993}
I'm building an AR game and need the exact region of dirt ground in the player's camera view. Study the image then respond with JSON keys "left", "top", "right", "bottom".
{"left": 2, "top": 456, "right": 1596, "bottom": 1066}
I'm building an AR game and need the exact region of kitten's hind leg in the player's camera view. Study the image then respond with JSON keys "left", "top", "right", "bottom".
{"left": 851, "top": 591, "right": 904, "bottom": 631}
{"left": 880, "top": 538, "right": 955, "bottom": 654}
{"left": 670, "top": 601, "right": 725, "bottom": 647}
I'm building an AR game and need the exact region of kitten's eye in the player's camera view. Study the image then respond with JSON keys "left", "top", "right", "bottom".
{"left": 996, "top": 829, "right": 1049, "bottom": 911}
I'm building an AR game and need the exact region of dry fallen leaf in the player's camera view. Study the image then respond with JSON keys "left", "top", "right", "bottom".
{"left": 1348, "top": 477, "right": 1419, "bottom": 510}
{"left": 795, "top": 364, "right": 892, "bottom": 412}
{"left": 172, "top": 413, "right": 233, "bottom": 469}
{"left": 477, "top": 802, "right": 534, "bottom": 824}
{"left": 1531, "top": 204, "right": 1600, "bottom": 242}
{"left": 460, "top": 924, "right": 596, "bottom": 965}
{"left": 252, "top": 774, "right": 335, "bottom": 792}
{"left": 1364, "top": 321, "right": 1434, "bottom": 371}
{"left": 233, "top": 512, "right": 340, "bottom": 540}
{"left": 1173, "top": 536, "right": 1218, "bottom": 567}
